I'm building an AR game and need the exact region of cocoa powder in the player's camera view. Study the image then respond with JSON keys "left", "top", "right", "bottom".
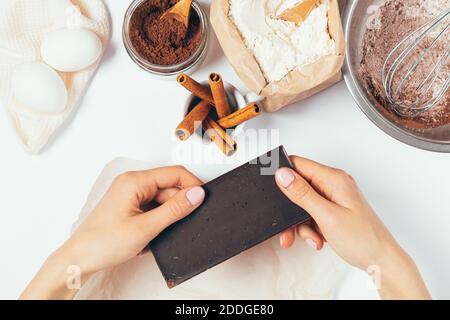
{"left": 129, "top": 0, "right": 201, "bottom": 66}
{"left": 359, "top": 0, "right": 450, "bottom": 130}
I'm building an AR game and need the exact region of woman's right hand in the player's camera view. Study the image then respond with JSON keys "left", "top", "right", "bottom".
{"left": 275, "top": 156, "right": 431, "bottom": 300}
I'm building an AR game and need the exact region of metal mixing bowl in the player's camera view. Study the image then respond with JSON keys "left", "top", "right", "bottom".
{"left": 343, "top": 0, "right": 450, "bottom": 152}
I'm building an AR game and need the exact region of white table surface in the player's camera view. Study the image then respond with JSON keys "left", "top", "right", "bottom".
{"left": 0, "top": 0, "right": 449, "bottom": 300}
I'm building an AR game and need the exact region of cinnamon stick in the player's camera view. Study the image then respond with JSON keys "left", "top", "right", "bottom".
{"left": 203, "top": 117, "right": 237, "bottom": 156}
{"left": 177, "top": 73, "right": 215, "bottom": 106}
{"left": 209, "top": 73, "right": 232, "bottom": 118}
{"left": 217, "top": 103, "right": 261, "bottom": 128}
{"left": 175, "top": 100, "right": 211, "bottom": 141}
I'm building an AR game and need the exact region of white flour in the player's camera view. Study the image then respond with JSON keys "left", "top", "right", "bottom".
{"left": 229, "top": 0, "right": 335, "bottom": 83}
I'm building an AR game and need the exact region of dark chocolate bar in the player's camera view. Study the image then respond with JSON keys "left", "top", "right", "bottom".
{"left": 150, "top": 146, "right": 310, "bottom": 288}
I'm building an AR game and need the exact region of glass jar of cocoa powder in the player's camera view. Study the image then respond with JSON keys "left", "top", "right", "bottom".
{"left": 123, "top": 0, "right": 209, "bottom": 79}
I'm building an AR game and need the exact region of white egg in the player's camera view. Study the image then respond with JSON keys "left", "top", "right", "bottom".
{"left": 41, "top": 28, "right": 103, "bottom": 72}
{"left": 12, "top": 62, "right": 68, "bottom": 114}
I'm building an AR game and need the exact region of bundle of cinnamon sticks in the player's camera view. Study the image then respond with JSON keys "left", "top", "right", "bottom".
{"left": 175, "top": 73, "right": 261, "bottom": 156}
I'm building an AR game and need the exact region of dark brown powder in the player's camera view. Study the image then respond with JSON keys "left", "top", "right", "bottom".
{"left": 359, "top": 0, "right": 449, "bottom": 130}
{"left": 129, "top": 0, "right": 202, "bottom": 66}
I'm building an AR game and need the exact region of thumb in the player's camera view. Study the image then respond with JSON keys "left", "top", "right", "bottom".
{"left": 275, "top": 167, "right": 336, "bottom": 225}
{"left": 136, "top": 186, "right": 205, "bottom": 238}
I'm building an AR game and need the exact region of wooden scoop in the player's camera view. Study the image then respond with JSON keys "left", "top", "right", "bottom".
{"left": 161, "top": 0, "right": 193, "bottom": 28}
{"left": 277, "top": 0, "right": 320, "bottom": 24}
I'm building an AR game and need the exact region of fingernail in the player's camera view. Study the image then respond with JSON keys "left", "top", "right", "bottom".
{"left": 275, "top": 168, "right": 295, "bottom": 188}
{"left": 186, "top": 186, "right": 205, "bottom": 206}
{"left": 279, "top": 234, "right": 286, "bottom": 247}
{"left": 305, "top": 238, "right": 317, "bottom": 250}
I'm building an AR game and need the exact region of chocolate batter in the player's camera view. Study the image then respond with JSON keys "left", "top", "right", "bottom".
{"left": 360, "top": 0, "right": 449, "bottom": 130}
{"left": 129, "top": 0, "right": 201, "bottom": 66}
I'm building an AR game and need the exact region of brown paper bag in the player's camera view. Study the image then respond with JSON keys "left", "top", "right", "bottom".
{"left": 210, "top": 0, "right": 346, "bottom": 112}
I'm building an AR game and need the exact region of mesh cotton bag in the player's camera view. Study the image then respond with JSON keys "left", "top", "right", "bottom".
{"left": 0, "top": 0, "right": 110, "bottom": 153}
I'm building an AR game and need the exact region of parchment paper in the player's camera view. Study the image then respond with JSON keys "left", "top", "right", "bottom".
{"left": 72, "top": 158, "right": 348, "bottom": 300}
{"left": 210, "top": 0, "right": 345, "bottom": 112}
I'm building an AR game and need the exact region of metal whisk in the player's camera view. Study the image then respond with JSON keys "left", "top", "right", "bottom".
{"left": 382, "top": 9, "right": 450, "bottom": 117}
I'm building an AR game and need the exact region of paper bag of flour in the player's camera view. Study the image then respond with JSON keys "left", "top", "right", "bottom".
{"left": 210, "top": 0, "right": 345, "bottom": 112}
